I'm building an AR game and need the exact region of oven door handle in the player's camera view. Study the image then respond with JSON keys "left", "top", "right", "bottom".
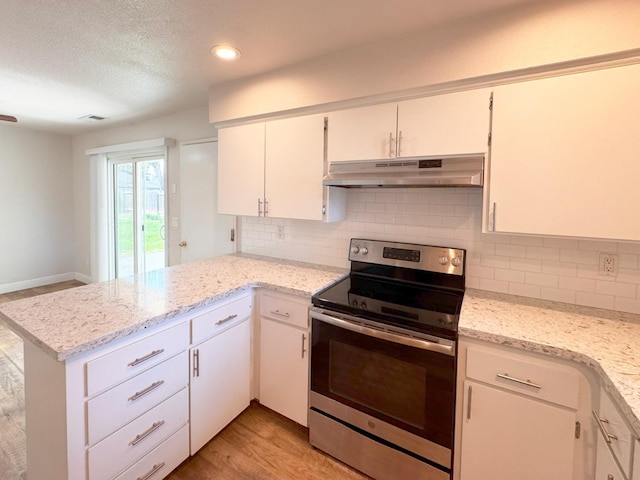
{"left": 311, "top": 311, "right": 455, "bottom": 356}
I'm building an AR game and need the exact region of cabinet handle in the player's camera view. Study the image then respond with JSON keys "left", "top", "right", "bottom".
{"left": 137, "top": 462, "right": 166, "bottom": 480}
{"left": 593, "top": 410, "right": 619, "bottom": 444}
{"left": 129, "top": 420, "right": 165, "bottom": 446}
{"left": 127, "top": 349, "right": 165, "bottom": 367}
{"left": 193, "top": 349, "right": 199, "bottom": 378}
{"left": 466, "top": 385, "right": 472, "bottom": 420}
{"left": 388, "top": 132, "right": 395, "bottom": 158}
{"left": 490, "top": 202, "right": 497, "bottom": 231}
{"left": 128, "top": 380, "right": 165, "bottom": 402}
{"left": 301, "top": 333, "right": 306, "bottom": 359}
{"left": 270, "top": 310, "right": 290, "bottom": 318}
{"left": 258, "top": 198, "right": 263, "bottom": 216}
{"left": 397, "top": 130, "right": 403, "bottom": 157}
{"left": 496, "top": 373, "right": 542, "bottom": 390}
{"left": 264, "top": 199, "right": 269, "bottom": 216}
{"left": 215, "top": 314, "right": 238, "bottom": 326}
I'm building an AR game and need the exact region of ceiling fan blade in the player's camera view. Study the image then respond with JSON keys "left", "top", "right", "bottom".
{"left": 0, "top": 114, "right": 18, "bottom": 122}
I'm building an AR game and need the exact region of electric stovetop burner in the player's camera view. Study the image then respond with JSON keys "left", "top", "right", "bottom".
{"left": 312, "top": 238, "right": 466, "bottom": 340}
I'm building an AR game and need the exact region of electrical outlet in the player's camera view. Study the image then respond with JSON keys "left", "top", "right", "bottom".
{"left": 276, "top": 225, "right": 285, "bottom": 240}
{"left": 598, "top": 253, "right": 618, "bottom": 276}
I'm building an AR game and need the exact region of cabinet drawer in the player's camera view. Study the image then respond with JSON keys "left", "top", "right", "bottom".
{"left": 260, "top": 293, "right": 308, "bottom": 328}
{"left": 88, "top": 388, "right": 188, "bottom": 480}
{"left": 113, "top": 423, "right": 189, "bottom": 480}
{"left": 595, "top": 389, "right": 635, "bottom": 478}
{"left": 191, "top": 293, "right": 252, "bottom": 344}
{"left": 466, "top": 346, "right": 580, "bottom": 409}
{"left": 88, "top": 351, "right": 188, "bottom": 446}
{"left": 87, "top": 322, "right": 188, "bottom": 397}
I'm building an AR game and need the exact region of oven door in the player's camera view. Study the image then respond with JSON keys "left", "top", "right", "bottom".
{"left": 310, "top": 309, "right": 456, "bottom": 470}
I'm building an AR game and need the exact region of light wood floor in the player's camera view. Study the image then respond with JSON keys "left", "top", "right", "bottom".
{"left": 168, "top": 402, "right": 369, "bottom": 480}
{"left": 0, "top": 281, "right": 369, "bottom": 480}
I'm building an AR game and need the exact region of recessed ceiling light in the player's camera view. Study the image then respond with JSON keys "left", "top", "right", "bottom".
{"left": 211, "top": 45, "right": 241, "bottom": 60}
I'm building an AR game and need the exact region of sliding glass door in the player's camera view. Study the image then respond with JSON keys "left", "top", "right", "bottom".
{"left": 111, "top": 156, "right": 166, "bottom": 278}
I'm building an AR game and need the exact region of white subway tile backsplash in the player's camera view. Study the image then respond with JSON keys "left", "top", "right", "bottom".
{"left": 509, "top": 282, "right": 541, "bottom": 298}
{"left": 575, "top": 291, "right": 615, "bottom": 310}
{"left": 595, "top": 280, "right": 637, "bottom": 298}
{"left": 239, "top": 188, "right": 640, "bottom": 315}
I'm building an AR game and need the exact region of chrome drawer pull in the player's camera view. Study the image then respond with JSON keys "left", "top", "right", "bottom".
{"left": 128, "top": 349, "right": 165, "bottom": 367}
{"left": 215, "top": 314, "right": 237, "bottom": 326}
{"left": 129, "top": 420, "right": 165, "bottom": 446}
{"left": 593, "top": 410, "right": 619, "bottom": 444}
{"left": 496, "top": 373, "right": 542, "bottom": 390}
{"left": 137, "top": 462, "right": 166, "bottom": 480}
{"left": 270, "top": 310, "right": 290, "bottom": 318}
{"left": 128, "top": 380, "right": 165, "bottom": 402}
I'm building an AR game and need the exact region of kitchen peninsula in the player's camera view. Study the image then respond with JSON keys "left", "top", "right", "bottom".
{"left": 0, "top": 253, "right": 639, "bottom": 480}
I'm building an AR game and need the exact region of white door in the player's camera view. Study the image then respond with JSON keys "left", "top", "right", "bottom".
{"left": 179, "top": 141, "right": 235, "bottom": 264}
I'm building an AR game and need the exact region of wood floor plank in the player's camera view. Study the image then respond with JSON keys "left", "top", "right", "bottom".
{"left": 168, "top": 403, "right": 370, "bottom": 480}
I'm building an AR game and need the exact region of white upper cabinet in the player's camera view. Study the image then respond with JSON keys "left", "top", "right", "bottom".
{"left": 218, "top": 115, "right": 346, "bottom": 221}
{"left": 218, "top": 122, "right": 265, "bottom": 217}
{"left": 326, "top": 103, "right": 399, "bottom": 162}
{"left": 486, "top": 63, "right": 640, "bottom": 241}
{"left": 327, "top": 89, "right": 491, "bottom": 163}
{"left": 265, "top": 115, "right": 325, "bottom": 221}
{"left": 397, "top": 89, "right": 491, "bottom": 157}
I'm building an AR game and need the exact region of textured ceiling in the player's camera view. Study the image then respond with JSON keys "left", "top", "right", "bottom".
{"left": 1, "top": 0, "right": 545, "bottom": 134}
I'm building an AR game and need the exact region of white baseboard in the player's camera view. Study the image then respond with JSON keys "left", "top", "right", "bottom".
{"left": 0, "top": 272, "right": 81, "bottom": 294}
{"left": 75, "top": 272, "right": 92, "bottom": 285}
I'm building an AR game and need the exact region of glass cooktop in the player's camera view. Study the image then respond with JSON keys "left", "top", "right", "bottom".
{"left": 312, "top": 273, "right": 463, "bottom": 340}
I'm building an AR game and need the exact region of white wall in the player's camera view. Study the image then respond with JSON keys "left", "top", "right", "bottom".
{"left": 71, "top": 106, "right": 216, "bottom": 278}
{"left": 209, "top": 0, "right": 640, "bottom": 123}
{"left": 242, "top": 189, "right": 640, "bottom": 315}
{"left": 0, "top": 124, "right": 75, "bottom": 292}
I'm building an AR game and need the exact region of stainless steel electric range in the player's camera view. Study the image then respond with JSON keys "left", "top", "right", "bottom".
{"left": 309, "top": 238, "right": 466, "bottom": 480}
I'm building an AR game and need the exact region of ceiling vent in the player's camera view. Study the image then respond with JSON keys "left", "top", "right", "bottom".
{"left": 78, "top": 114, "right": 106, "bottom": 122}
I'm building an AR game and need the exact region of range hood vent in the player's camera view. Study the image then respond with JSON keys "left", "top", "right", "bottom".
{"left": 323, "top": 155, "right": 484, "bottom": 188}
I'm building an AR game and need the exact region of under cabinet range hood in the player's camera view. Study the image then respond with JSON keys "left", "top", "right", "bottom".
{"left": 323, "top": 155, "right": 484, "bottom": 188}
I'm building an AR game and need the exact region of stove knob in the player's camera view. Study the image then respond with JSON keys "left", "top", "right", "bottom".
{"left": 451, "top": 257, "right": 461, "bottom": 267}
{"left": 360, "top": 247, "right": 369, "bottom": 255}
{"left": 352, "top": 299, "right": 359, "bottom": 306}
{"left": 438, "top": 256, "right": 449, "bottom": 265}
{"left": 360, "top": 302, "right": 368, "bottom": 309}
{"left": 351, "top": 246, "right": 360, "bottom": 254}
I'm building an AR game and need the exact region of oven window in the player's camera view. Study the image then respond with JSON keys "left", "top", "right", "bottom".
{"left": 329, "top": 340, "right": 426, "bottom": 429}
{"left": 311, "top": 317, "right": 455, "bottom": 448}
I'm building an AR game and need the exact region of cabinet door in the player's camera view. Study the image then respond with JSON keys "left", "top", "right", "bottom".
{"left": 398, "top": 89, "right": 490, "bottom": 158}
{"left": 487, "top": 63, "right": 640, "bottom": 240}
{"left": 460, "top": 380, "right": 577, "bottom": 480}
{"left": 190, "top": 318, "right": 250, "bottom": 454}
{"left": 327, "top": 103, "right": 398, "bottom": 162}
{"left": 259, "top": 317, "right": 309, "bottom": 426}
{"left": 218, "top": 123, "right": 265, "bottom": 216}
{"left": 265, "top": 115, "right": 325, "bottom": 220}
{"left": 595, "top": 432, "right": 626, "bottom": 480}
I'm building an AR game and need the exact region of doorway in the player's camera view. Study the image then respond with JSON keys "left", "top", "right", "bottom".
{"left": 109, "top": 155, "right": 167, "bottom": 278}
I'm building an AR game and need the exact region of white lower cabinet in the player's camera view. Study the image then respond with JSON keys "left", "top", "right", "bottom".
{"left": 460, "top": 380, "right": 577, "bottom": 480}
{"left": 190, "top": 317, "right": 251, "bottom": 454}
{"left": 114, "top": 424, "right": 190, "bottom": 480}
{"left": 258, "top": 291, "right": 310, "bottom": 426}
{"left": 457, "top": 340, "right": 592, "bottom": 480}
{"left": 594, "top": 388, "right": 637, "bottom": 480}
{"left": 596, "top": 431, "right": 627, "bottom": 480}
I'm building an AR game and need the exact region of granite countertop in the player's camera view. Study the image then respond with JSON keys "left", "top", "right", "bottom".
{"left": 0, "top": 253, "right": 346, "bottom": 362}
{"left": 460, "top": 288, "right": 640, "bottom": 435}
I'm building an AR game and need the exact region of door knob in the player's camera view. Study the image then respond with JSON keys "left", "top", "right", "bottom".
{"left": 178, "top": 241, "right": 187, "bottom": 248}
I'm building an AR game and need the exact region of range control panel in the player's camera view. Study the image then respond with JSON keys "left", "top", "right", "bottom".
{"left": 349, "top": 238, "right": 465, "bottom": 276}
